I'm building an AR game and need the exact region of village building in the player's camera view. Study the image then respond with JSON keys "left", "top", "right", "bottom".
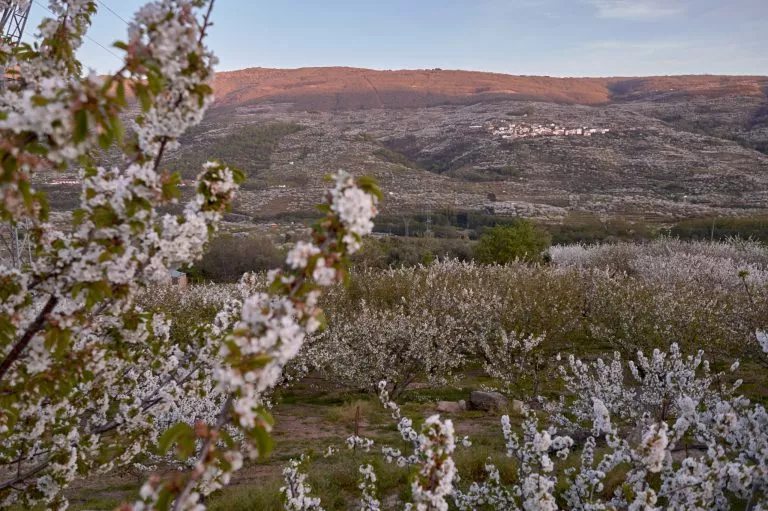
{"left": 485, "top": 121, "right": 611, "bottom": 140}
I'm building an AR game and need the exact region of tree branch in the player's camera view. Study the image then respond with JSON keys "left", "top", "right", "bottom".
{"left": 0, "top": 460, "right": 48, "bottom": 492}
{"left": 171, "top": 394, "right": 231, "bottom": 511}
{"left": 0, "top": 295, "right": 58, "bottom": 381}
{"left": 150, "top": 0, "right": 215, "bottom": 173}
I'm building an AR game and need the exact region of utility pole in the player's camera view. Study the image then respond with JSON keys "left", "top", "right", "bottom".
{"left": 1, "top": 0, "right": 33, "bottom": 268}
{"left": 1, "top": 1, "right": 32, "bottom": 48}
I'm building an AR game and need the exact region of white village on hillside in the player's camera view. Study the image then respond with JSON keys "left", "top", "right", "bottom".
{"left": 476, "top": 121, "right": 611, "bottom": 140}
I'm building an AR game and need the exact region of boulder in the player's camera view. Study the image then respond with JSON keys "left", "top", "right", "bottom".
{"left": 468, "top": 391, "right": 508, "bottom": 411}
{"left": 436, "top": 400, "right": 466, "bottom": 413}
{"left": 511, "top": 399, "right": 525, "bottom": 414}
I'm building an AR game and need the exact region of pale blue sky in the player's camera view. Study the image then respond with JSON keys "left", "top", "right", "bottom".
{"left": 22, "top": 0, "right": 768, "bottom": 76}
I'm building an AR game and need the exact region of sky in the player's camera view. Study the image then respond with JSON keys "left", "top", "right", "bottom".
{"left": 21, "top": 0, "right": 768, "bottom": 77}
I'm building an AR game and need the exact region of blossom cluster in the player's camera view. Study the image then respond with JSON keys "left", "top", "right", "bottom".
{"left": 0, "top": 1, "right": 30, "bottom": 10}
{"left": 0, "top": 2, "right": 383, "bottom": 509}
{"left": 132, "top": 171, "right": 379, "bottom": 509}
{"left": 358, "top": 464, "right": 381, "bottom": 511}
{"left": 280, "top": 455, "right": 323, "bottom": 511}
{"left": 297, "top": 254, "right": 767, "bottom": 403}
{"left": 0, "top": 1, "right": 238, "bottom": 509}
{"left": 291, "top": 346, "right": 768, "bottom": 510}
{"left": 550, "top": 236, "right": 768, "bottom": 290}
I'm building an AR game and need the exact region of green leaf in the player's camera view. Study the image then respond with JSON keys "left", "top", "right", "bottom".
{"left": 0, "top": 315, "right": 15, "bottom": 344}
{"left": 158, "top": 422, "right": 195, "bottom": 457}
{"left": 115, "top": 80, "right": 126, "bottom": 107}
{"left": 91, "top": 206, "right": 117, "bottom": 228}
{"left": 31, "top": 95, "right": 50, "bottom": 106}
{"left": 231, "top": 166, "right": 245, "bottom": 185}
{"left": 314, "top": 310, "right": 328, "bottom": 333}
{"left": 84, "top": 280, "right": 112, "bottom": 310}
{"left": 98, "top": 131, "right": 113, "bottom": 150}
{"left": 155, "top": 487, "right": 174, "bottom": 511}
{"left": 161, "top": 173, "right": 182, "bottom": 200}
{"left": 25, "top": 141, "right": 48, "bottom": 156}
{"left": 72, "top": 209, "right": 86, "bottom": 227}
{"left": 44, "top": 327, "right": 71, "bottom": 357}
{"left": 74, "top": 109, "right": 88, "bottom": 143}
{"left": 219, "top": 429, "right": 236, "bottom": 449}
{"left": 2, "top": 153, "right": 17, "bottom": 174}
{"left": 357, "top": 176, "right": 383, "bottom": 201}
{"left": 250, "top": 422, "right": 274, "bottom": 458}
{"left": 111, "top": 116, "right": 125, "bottom": 144}
{"left": 147, "top": 72, "right": 163, "bottom": 95}
{"left": 135, "top": 84, "right": 151, "bottom": 112}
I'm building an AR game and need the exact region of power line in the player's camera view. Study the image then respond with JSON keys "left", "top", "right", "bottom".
{"left": 32, "top": 0, "right": 123, "bottom": 62}
{"left": 95, "top": 0, "right": 129, "bottom": 26}
{"left": 84, "top": 33, "right": 122, "bottom": 62}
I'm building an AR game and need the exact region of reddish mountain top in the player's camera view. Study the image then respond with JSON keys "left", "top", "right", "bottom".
{"left": 211, "top": 67, "right": 768, "bottom": 110}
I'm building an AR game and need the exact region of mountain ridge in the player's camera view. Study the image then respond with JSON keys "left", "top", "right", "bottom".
{"left": 210, "top": 66, "right": 768, "bottom": 111}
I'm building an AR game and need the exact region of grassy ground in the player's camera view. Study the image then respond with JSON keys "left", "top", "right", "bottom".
{"left": 55, "top": 370, "right": 523, "bottom": 509}
{"left": 55, "top": 351, "right": 768, "bottom": 510}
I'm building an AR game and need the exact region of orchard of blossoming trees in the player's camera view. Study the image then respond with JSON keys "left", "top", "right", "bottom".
{"left": 130, "top": 247, "right": 768, "bottom": 509}
{"left": 0, "top": 0, "right": 382, "bottom": 509}
{"left": 2, "top": 1, "right": 768, "bottom": 511}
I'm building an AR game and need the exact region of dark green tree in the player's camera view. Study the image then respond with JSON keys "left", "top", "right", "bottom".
{"left": 473, "top": 220, "right": 551, "bottom": 264}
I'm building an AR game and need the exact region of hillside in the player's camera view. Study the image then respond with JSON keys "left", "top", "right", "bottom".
{"left": 210, "top": 67, "right": 768, "bottom": 110}
{"left": 40, "top": 68, "right": 768, "bottom": 231}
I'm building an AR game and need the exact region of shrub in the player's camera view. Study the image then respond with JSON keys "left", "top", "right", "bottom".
{"left": 474, "top": 220, "right": 551, "bottom": 264}
{"left": 194, "top": 234, "right": 284, "bottom": 281}
{"left": 670, "top": 215, "right": 768, "bottom": 243}
{"left": 351, "top": 236, "right": 473, "bottom": 268}
{"left": 549, "top": 212, "right": 654, "bottom": 244}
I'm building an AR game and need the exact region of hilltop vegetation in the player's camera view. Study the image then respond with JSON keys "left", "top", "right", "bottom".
{"left": 211, "top": 67, "right": 768, "bottom": 110}
{"left": 167, "top": 122, "right": 303, "bottom": 181}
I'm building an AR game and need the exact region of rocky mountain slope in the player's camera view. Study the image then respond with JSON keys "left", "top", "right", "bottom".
{"left": 42, "top": 68, "right": 768, "bottom": 228}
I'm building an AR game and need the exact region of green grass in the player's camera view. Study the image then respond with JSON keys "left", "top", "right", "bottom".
{"left": 208, "top": 480, "right": 283, "bottom": 511}
{"left": 323, "top": 399, "right": 379, "bottom": 424}
{"left": 69, "top": 496, "right": 125, "bottom": 511}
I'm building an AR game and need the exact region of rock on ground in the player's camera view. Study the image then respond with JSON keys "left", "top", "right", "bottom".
{"left": 436, "top": 400, "right": 467, "bottom": 413}
{"left": 468, "top": 391, "right": 508, "bottom": 411}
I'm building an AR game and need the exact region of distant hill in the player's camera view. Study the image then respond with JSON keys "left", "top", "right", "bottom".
{"left": 43, "top": 67, "right": 768, "bottom": 226}
{"left": 210, "top": 67, "right": 768, "bottom": 111}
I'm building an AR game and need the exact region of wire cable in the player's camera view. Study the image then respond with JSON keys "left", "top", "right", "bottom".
{"left": 95, "top": 0, "right": 129, "bottom": 26}
{"left": 85, "top": 34, "right": 122, "bottom": 62}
